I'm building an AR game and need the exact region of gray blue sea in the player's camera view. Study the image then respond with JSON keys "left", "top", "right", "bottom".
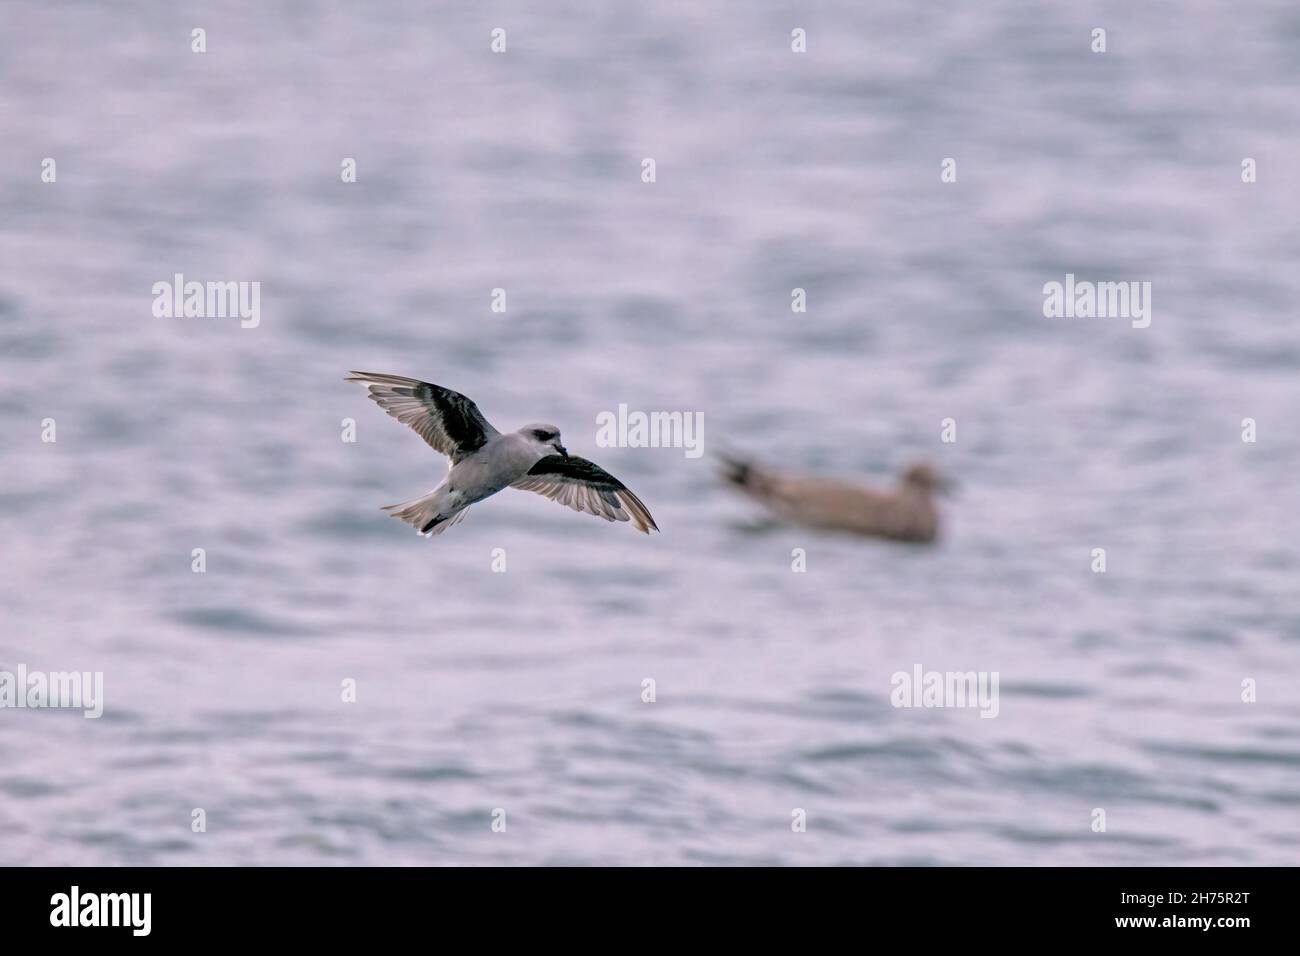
{"left": 2, "top": 0, "right": 1299, "bottom": 865}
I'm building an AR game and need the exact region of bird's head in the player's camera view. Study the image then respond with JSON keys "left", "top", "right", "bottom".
{"left": 902, "top": 462, "right": 950, "bottom": 494}
{"left": 522, "top": 423, "right": 567, "bottom": 458}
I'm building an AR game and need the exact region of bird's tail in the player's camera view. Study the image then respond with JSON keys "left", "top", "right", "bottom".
{"left": 382, "top": 490, "right": 468, "bottom": 537}
{"left": 717, "top": 450, "right": 773, "bottom": 497}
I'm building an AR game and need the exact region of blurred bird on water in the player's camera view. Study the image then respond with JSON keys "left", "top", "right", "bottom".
{"left": 720, "top": 453, "right": 946, "bottom": 543}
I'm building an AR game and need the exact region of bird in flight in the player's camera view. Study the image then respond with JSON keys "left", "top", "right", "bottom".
{"left": 720, "top": 452, "right": 945, "bottom": 543}
{"left": 346, "top": 372, "right": 658, "bottom": 537}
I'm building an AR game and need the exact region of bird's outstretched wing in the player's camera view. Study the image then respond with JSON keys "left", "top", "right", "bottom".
{"left": 512, "top": 456, "right": 658, "bottom": 533}
{"left": 346, "top": 371, "right": 499, "bottom": 463}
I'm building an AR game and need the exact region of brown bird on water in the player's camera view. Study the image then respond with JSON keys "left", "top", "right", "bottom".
{"left": 719, "top": 453, "right": 946, "bottom": 543}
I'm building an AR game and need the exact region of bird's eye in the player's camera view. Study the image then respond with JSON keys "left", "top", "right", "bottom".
{"left": 534, "top": 429, "right": 551, "bottom": 441}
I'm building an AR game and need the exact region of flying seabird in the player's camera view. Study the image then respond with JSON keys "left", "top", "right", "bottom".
{"left": 346, "top": 372, "right": 658, "bottom": 536}
{"left": 720, "top": 452, "right": 944, "bottom": 543}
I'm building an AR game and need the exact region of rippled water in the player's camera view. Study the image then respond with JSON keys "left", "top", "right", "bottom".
{"left": 2, "top": 1, "right": 1299, "bottom": 865}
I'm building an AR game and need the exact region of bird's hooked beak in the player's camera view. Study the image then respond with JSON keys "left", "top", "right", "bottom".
{"left": 553, "top": 442, "right": 569, "bottom": 458}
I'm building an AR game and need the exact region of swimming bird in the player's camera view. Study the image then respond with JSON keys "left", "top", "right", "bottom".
{"left": 719, "top": 452, "right": 943, "bottom": 543}
{"left": 346, "top": 372, "right": 658, "bottom": 536}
